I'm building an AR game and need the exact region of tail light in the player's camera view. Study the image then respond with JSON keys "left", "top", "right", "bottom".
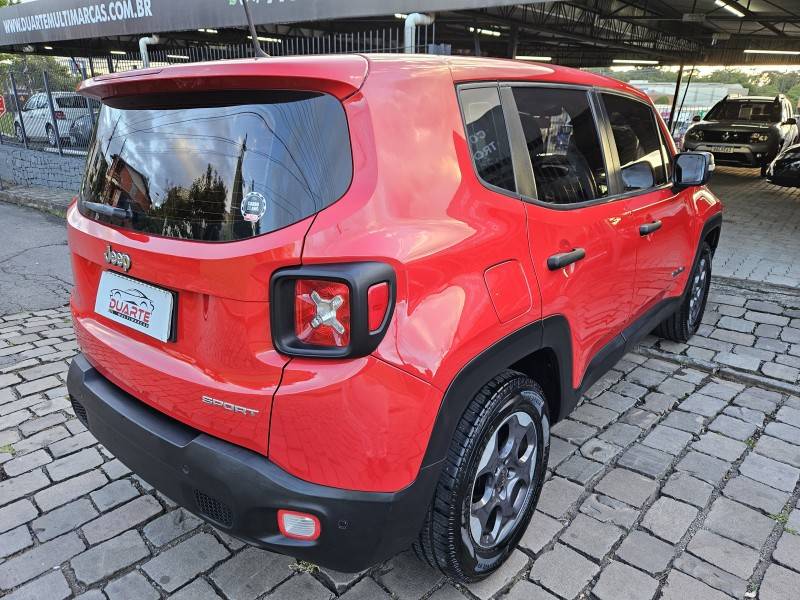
{"left": 278, "top": 509, "right": 321, "bottom": 541}
{"left": 54, "top": 111, "right": 66, "bottom": 120}
{"left": 271, "top": 262, "right": 395, "bottom": 358}
{"left": 295, "top": 279, "right": 351, "bottom": 348}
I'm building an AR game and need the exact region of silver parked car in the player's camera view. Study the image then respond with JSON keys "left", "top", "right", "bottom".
{"left": 13, "top": 91, "right": 97, "bottom": 147}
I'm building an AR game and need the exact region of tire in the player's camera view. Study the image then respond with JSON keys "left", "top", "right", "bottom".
{"left": 655, "top": 241, "right": 713, "bottom": 342}
{"left": 46, "top": 125, "right": 58, "bottom": 148}
{"left": 14, "top": 123, "right": 24, "bottom": 143}
{"left": 413, "top": 370, "right": 550, "bottom": 583}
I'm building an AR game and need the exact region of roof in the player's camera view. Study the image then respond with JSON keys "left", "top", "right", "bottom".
{"left": 78, "top": 52, "right": 650, "bottom": 104}
{"left": 78, "top": 54, "right": 369, "bottom": 101}
{"left": 726, "top": 96, "right": 781, "bottom": 101}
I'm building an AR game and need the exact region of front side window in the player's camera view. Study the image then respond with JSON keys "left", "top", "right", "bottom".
{"left": 512, "top": 87, "right": 608, "bottom": 205}
{"left": 601, "top": 94, "right": 668, "bottom": 191}
{"left": 459, "top": 86, "right": 516, "bottom": 194}
{"left": 79, "top": 91, "right": 352, "bottom": 242}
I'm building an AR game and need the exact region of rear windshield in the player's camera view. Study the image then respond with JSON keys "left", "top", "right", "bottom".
{"left": 79, "top": 91, "right": 352, "bottom": 242}
{"left": 705, "top": 100, "right": 779, "bottom": 123}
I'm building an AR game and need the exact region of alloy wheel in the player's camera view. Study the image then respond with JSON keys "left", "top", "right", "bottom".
{"left": 469, "top": 409, "right": 538, "bottom": 549}
{"left": 688, "top": 256, "right": 708, "bottom": 328}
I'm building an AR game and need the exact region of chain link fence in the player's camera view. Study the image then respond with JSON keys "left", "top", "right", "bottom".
{"left": 0, "top": 24, "right": 441, "bottom": 159}
{"left": 655, "top": 104, "right": 713, "bottom": 148}
{"left": 1, "top": 57, "right": 95, "bottom": 156}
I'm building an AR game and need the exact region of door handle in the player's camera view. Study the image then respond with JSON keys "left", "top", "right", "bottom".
{"left": 639, "top": 220, "right": 662, "bottom": 236}
{"left": 547, "top": 248, "right": 586, "bottom": 270}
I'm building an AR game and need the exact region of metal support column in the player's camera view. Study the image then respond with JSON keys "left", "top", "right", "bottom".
{"left": 668, "top": 63, "right": 684, "bottom": 133}
{"left": 9, "top": 73, "right": 28, "bottom": 150}
{"left": 43, "top": 70, "right": 64, "bottom": 156}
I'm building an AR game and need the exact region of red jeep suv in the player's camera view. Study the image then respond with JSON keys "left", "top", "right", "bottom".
{"left": 66, "top": 54, "right": 721, "bottom": 582}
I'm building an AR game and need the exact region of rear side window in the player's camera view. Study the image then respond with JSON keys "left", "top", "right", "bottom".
{"left": 459, "top": 87, "right": 516, "bottom": 194}
{"left": 512, "top": 87, "right": 608, "bottom": 205}
{"left": 601, "top": 94, "right": 668, "bottom": 190}
{"left": 79, "top": 91, "right": 352, "bottom": 242}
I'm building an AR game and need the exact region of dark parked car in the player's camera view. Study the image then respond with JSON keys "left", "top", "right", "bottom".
{"left": 766, "top": 143, "right": 800, "bottom": 187}
{"left": 69, "top": 113, "right": 95, "bottom": 148}
{"left": 683, "top": 94, "right": 798, "bottom": 176}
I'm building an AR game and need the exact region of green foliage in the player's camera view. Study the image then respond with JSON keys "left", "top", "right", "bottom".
{"left": 0, "top": 0, "right": 21, "bottom": 7}
{"left": 0, "top": 113, "right": 13, "bottom": 136}
{"left": 290, "top": 561, "right": 319, "bottom": 574}
{"left": 594, "top": 66, "right": 800, "bottom": 109}
{"left": 0, "top": 54, "right": 82, "bottom": 94}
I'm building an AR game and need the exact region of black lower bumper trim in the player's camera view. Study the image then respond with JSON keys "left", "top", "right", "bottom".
{"left": 67, "top": 354, "right": 439, "bottom": 572}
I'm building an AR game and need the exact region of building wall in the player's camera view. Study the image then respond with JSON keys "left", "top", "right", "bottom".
{"left": 0, "top": 144, "right": 84, "bottom": 192}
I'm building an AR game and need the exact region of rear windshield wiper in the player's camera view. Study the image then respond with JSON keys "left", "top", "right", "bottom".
{"left": 83, "top": 201, "right": 132, "bottom": 220}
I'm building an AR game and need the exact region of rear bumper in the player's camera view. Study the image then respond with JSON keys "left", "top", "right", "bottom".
{"left": 67, "top": 353, "right": 439, "bottom": 572}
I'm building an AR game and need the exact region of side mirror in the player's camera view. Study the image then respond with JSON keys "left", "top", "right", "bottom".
{"left": 674, "top": 151, "right": 714, "bottom": 188}
{"left": 692, "top": 115, "right": 702, "bottom": 123}
{"left": 784, "top": 117, "right": 797, "bottom": 126}
{"left": 621, "top": 161, "right": 655, "bottom": 191}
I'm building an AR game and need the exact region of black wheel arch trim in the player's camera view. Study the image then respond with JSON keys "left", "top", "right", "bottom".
{"left": 420, "top": 317, "right": 573, "bottom": 469}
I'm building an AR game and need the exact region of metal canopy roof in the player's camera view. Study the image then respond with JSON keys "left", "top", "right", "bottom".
{"left": 1, "top": 0, "right": 798, "bottom": 67}
{"left": 406, "top": 0, "right": 800, "bottom": 66}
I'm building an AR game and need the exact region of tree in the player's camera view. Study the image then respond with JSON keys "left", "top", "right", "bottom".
{"left": 0, "top": 0, "right": 21, "bottom": 7}
{"left": 0, "top": 54, "right": 82, "bottom": 95}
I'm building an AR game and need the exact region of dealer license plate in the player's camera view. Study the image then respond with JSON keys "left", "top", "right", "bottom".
{"left": 94, "top": 271, "right": 175, "bottom": 342}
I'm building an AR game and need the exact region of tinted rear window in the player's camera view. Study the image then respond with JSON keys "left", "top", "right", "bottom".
{"left": 459, "top": 87, "right": 516, "bottom": 193}
{"left": 56, "top": 96, "right": 90, "bottom": 109}
{"left": 79, "top": 91, "right": 352, "bottom": 242}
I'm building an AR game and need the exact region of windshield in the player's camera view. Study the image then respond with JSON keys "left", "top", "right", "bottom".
{"left": 705, "top": 100, "right": 779, "bottom": 123}
{"left": 79, "top": 91, "right": 352, "bottom": 242}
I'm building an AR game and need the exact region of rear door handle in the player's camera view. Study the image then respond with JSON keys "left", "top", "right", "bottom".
{"left": 547, "top": 248, "right": 586, "bottom": 270}
{"left": 639, "top": 220, "right": 662, "bottom": 236}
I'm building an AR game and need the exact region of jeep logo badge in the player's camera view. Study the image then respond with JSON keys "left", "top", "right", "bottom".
{"left": 104, "top": 246, "right": 131, "bottom": 272}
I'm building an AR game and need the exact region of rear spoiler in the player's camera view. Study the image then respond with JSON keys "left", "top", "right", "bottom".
{"left": 78, "top": 55, "right": 369, "bottom": 102}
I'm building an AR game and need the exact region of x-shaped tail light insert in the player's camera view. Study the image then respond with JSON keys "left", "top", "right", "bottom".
{"left": 309, "top": 290, "right": 346, "bottom": 335}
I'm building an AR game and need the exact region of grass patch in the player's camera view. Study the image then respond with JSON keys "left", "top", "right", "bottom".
{"left": 291, "top": 560, "right": 319, "bottom": 574}
{"left": 0, "top": 113, "right": 15, "bottom": 137}
{"left": 0, "top": 444, "right": 15, "bottom": 456}
{"left": 769, "top": 510, "right": 795, "bottom": 533}
{"left": 769, "top": 512, "right": 789, "bottom": 525}
{"left": 745, "top": 437, "right": 756, "bottom": 449}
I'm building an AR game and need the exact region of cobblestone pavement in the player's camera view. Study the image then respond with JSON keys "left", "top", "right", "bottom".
{"left": 710, "top": 166, "right": 800, "bottom": 288}
{"left": 1, "top": 278, "right": 800, "bottom": 600}
{"left": 2, "top": 168, "right": 800, "bottom": 599}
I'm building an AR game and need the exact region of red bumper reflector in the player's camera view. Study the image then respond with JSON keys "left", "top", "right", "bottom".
{"left": 278, "top": 509, "right": 321, "bottom": 541}
{"left": 367, "top": 282, "right": 389, "bottom": 331}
